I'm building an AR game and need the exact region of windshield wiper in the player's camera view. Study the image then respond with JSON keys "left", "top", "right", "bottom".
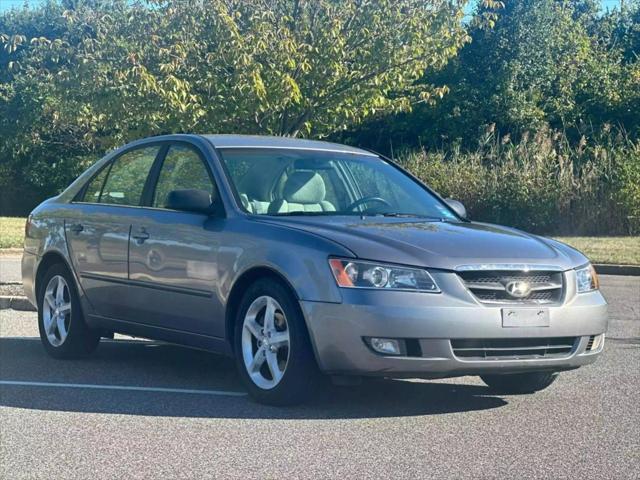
{"left": 377, "top": 213, "right": 446, "bottom": 220}
{"left": 268, "top": 211, "right": 343, "bottom": 217}
{"left": 267, "top": 211, "right": 449, "bottom": 220}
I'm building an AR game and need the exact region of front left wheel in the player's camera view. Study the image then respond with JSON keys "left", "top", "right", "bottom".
{"left": 37, "top": 263, "right": 100, "bottom": 358}
{"left": 234, "top": 279, "right": 319, "bottom": 405}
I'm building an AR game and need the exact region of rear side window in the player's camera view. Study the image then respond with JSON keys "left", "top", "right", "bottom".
{"left": 98, "top": 146, "right": 160, "bottom": 206}
{"left": 152, "top": 145, "right": 216, "bottom": 208}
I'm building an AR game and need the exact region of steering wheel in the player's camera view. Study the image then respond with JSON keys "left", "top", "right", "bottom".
{"left": 346, "top": 196, "right": 392, "bottom": 212}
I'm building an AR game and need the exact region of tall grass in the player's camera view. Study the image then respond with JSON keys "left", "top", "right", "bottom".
{"left": 398, "top": 128, "right": 640, "bottom": 235}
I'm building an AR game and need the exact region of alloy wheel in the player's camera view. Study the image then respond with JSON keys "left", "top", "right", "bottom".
{"left": 241, "top": 295, "right": 290, "bottom": 389}
{"left": 42, "top": 275, "right": 72, "bottom": 347}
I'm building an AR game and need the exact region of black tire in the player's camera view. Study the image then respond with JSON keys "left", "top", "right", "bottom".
{"left": 37, "top": 263, "right": 100, "bottom": 359}
{"left": 480, "top": 371, "right": 558, "bottom": 394}
{"left": 233, "top": 278, "right": 319, "bottom": 406}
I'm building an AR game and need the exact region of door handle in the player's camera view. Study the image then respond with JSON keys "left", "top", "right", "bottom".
{"left": 132, "top": 228, "right": 150, "bottom": 244}
{"left": 69, "top": 223, "right": 84, "bottom": 234}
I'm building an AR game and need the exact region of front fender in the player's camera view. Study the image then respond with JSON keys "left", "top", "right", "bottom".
{"left": 218, "top": 218, "right": 352, "bottom": 304}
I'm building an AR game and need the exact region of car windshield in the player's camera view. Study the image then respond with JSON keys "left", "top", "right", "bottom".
{"left": 218, "top": 148, "right": 459, "bottom": 220}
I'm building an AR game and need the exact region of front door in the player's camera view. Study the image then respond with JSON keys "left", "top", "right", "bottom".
{"left": 65, "top": 145, "right": 162, "bottom": 319}
{"left": 127, "top": 143, "right": 225, "bottom": 338}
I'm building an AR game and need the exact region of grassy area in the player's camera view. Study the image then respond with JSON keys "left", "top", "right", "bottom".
{"left": 0, "top": 216, "right": 637, "bottom": 264}
{"left": 553, "top": 237, "right": 640, "bottom": 265}
{"left": 0, "top": 217, "right": 25, "bottom": 249}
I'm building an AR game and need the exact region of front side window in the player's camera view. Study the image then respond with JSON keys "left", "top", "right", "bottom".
{"left": 152, "top": 145, "right": 216, "bottom": 208}
{"left": 98, "top": 146, "right": 160, "bottom": 206}
{"left": 218, "top": 148, "right": 458, "bottom": 220}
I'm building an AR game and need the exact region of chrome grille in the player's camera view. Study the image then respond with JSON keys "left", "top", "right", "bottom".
{"left": 458, "top": 270, "right": 564, "bottom": 304}
{"left": 451, "top": 337, "right": 577, "bottom": 360}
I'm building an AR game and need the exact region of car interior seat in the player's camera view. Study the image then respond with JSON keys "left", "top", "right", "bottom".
{"left": 267, "top": 171, "right": 336, "bottom": 214}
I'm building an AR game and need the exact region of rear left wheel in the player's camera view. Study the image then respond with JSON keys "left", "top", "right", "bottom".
{"left": 234, "top": 279, "right": 318, "bottom": 405}
{"left": 37, "top": 263, "right": 100, "bottom": 358}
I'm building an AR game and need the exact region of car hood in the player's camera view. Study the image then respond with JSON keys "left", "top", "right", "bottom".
{"left": 254, "top": 216, "right": 587, "bottom": 271}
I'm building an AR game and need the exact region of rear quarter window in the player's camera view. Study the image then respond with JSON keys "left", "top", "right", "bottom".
{"left": 81, "top": 166, "right": 109, "bottom": 203}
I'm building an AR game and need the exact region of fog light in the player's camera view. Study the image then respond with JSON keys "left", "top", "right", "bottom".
{"left": 592, "top": 333, "right": 605, "bottom": 351}
{"left": 369, "top": 337, "right": 402, "bottom": 355}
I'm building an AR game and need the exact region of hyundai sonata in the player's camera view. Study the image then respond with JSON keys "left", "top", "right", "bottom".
{"left": 22, "top": 134, "right": 608, "bottom": 405}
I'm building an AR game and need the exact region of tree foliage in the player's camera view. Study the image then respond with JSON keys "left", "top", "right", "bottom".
{"left": 0, "top": 0, "right": 638, "bottom": 234}
{"left": 0, "top": 0, "right": 469, "bottom": 213}
{"left": 349, "top": 0, "right": 640, "bottom": 152}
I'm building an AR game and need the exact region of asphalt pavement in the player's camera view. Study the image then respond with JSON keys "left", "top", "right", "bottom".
{"left": 0, "top": 275, "right": 638, "bottom": 479}
{"left": 0, "top": 255, "right": 21, "bottom": 284}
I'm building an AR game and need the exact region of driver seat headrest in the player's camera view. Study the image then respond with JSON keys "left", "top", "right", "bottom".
{"left": 283, "top": 171, "right": 326, "bottom": 204}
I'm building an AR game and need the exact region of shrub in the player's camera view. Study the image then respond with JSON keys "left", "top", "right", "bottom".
{"left": 398, "top": 128, "right": 639, "bottom": 235}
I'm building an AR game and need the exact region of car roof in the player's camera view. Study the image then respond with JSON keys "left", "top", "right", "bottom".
{"left": 201, "top": 134, "right": 377, "bottom": 157}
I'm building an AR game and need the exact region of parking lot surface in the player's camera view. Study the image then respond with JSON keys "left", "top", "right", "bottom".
{"left": 0, "top": 275, "right": 638, "bottom": 479}
{"left": 0, "top": 255, "right": 21, "bottom": 284}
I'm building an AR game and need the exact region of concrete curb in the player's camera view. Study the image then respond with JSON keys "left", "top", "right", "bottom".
{"left": 593, "top": 264, "right": 640, "bottom": 276}
{"left": 0, "top": 296, "right": 36, "bottom": 312}
{"left": 0, "top": 248, "right": 22, "bottom": 256}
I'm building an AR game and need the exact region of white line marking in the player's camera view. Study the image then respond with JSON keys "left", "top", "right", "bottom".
{"left": 0, "top": 380, "right": 246, "bottom": 397}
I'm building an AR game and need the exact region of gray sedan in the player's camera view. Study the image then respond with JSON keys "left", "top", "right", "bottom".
{"left": 22, "top": 134, "right": 608, "bottom": 405}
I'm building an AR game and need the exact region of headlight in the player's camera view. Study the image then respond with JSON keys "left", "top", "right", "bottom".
{"left": 575, "top": 264, "right": 599, "bottom": 293}
{"left": 329, "top": 258, "right": 440, "bottom": 292}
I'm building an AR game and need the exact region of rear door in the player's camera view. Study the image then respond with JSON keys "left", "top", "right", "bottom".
{"left": 126, "top": 142, "right": 225, "bottom": 337}
{"left": 65, "top": 144, "right": 163, "bottom": 319}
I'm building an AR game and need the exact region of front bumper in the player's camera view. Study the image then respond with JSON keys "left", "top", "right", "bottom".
{"left": 300, "top": 270, "right": 608, "bottom": 378}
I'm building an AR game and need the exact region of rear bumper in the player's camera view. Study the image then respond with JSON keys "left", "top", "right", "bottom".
{"left": 21, "top": 251, "right": 37, "bottom": 308}
{"left": 300, "top": 275, "right": 608, "bottom": 377}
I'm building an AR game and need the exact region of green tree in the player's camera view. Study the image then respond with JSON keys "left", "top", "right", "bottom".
{"left": 348, "top": 0, "right": 640, "bottom": 152}
{"left": 0, "top": 0, "right": 470, "bottom": 214}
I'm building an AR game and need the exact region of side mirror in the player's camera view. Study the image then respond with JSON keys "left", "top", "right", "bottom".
{"left": 165, "top": 189, "right": 214, "bottom": 215}
{"left": 445, "top": 198, "right": 468, "bottom": 219}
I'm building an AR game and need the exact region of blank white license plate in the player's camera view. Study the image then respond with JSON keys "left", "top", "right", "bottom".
{"left": 502, "top": 308, "right": 550, "bottom": 327}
